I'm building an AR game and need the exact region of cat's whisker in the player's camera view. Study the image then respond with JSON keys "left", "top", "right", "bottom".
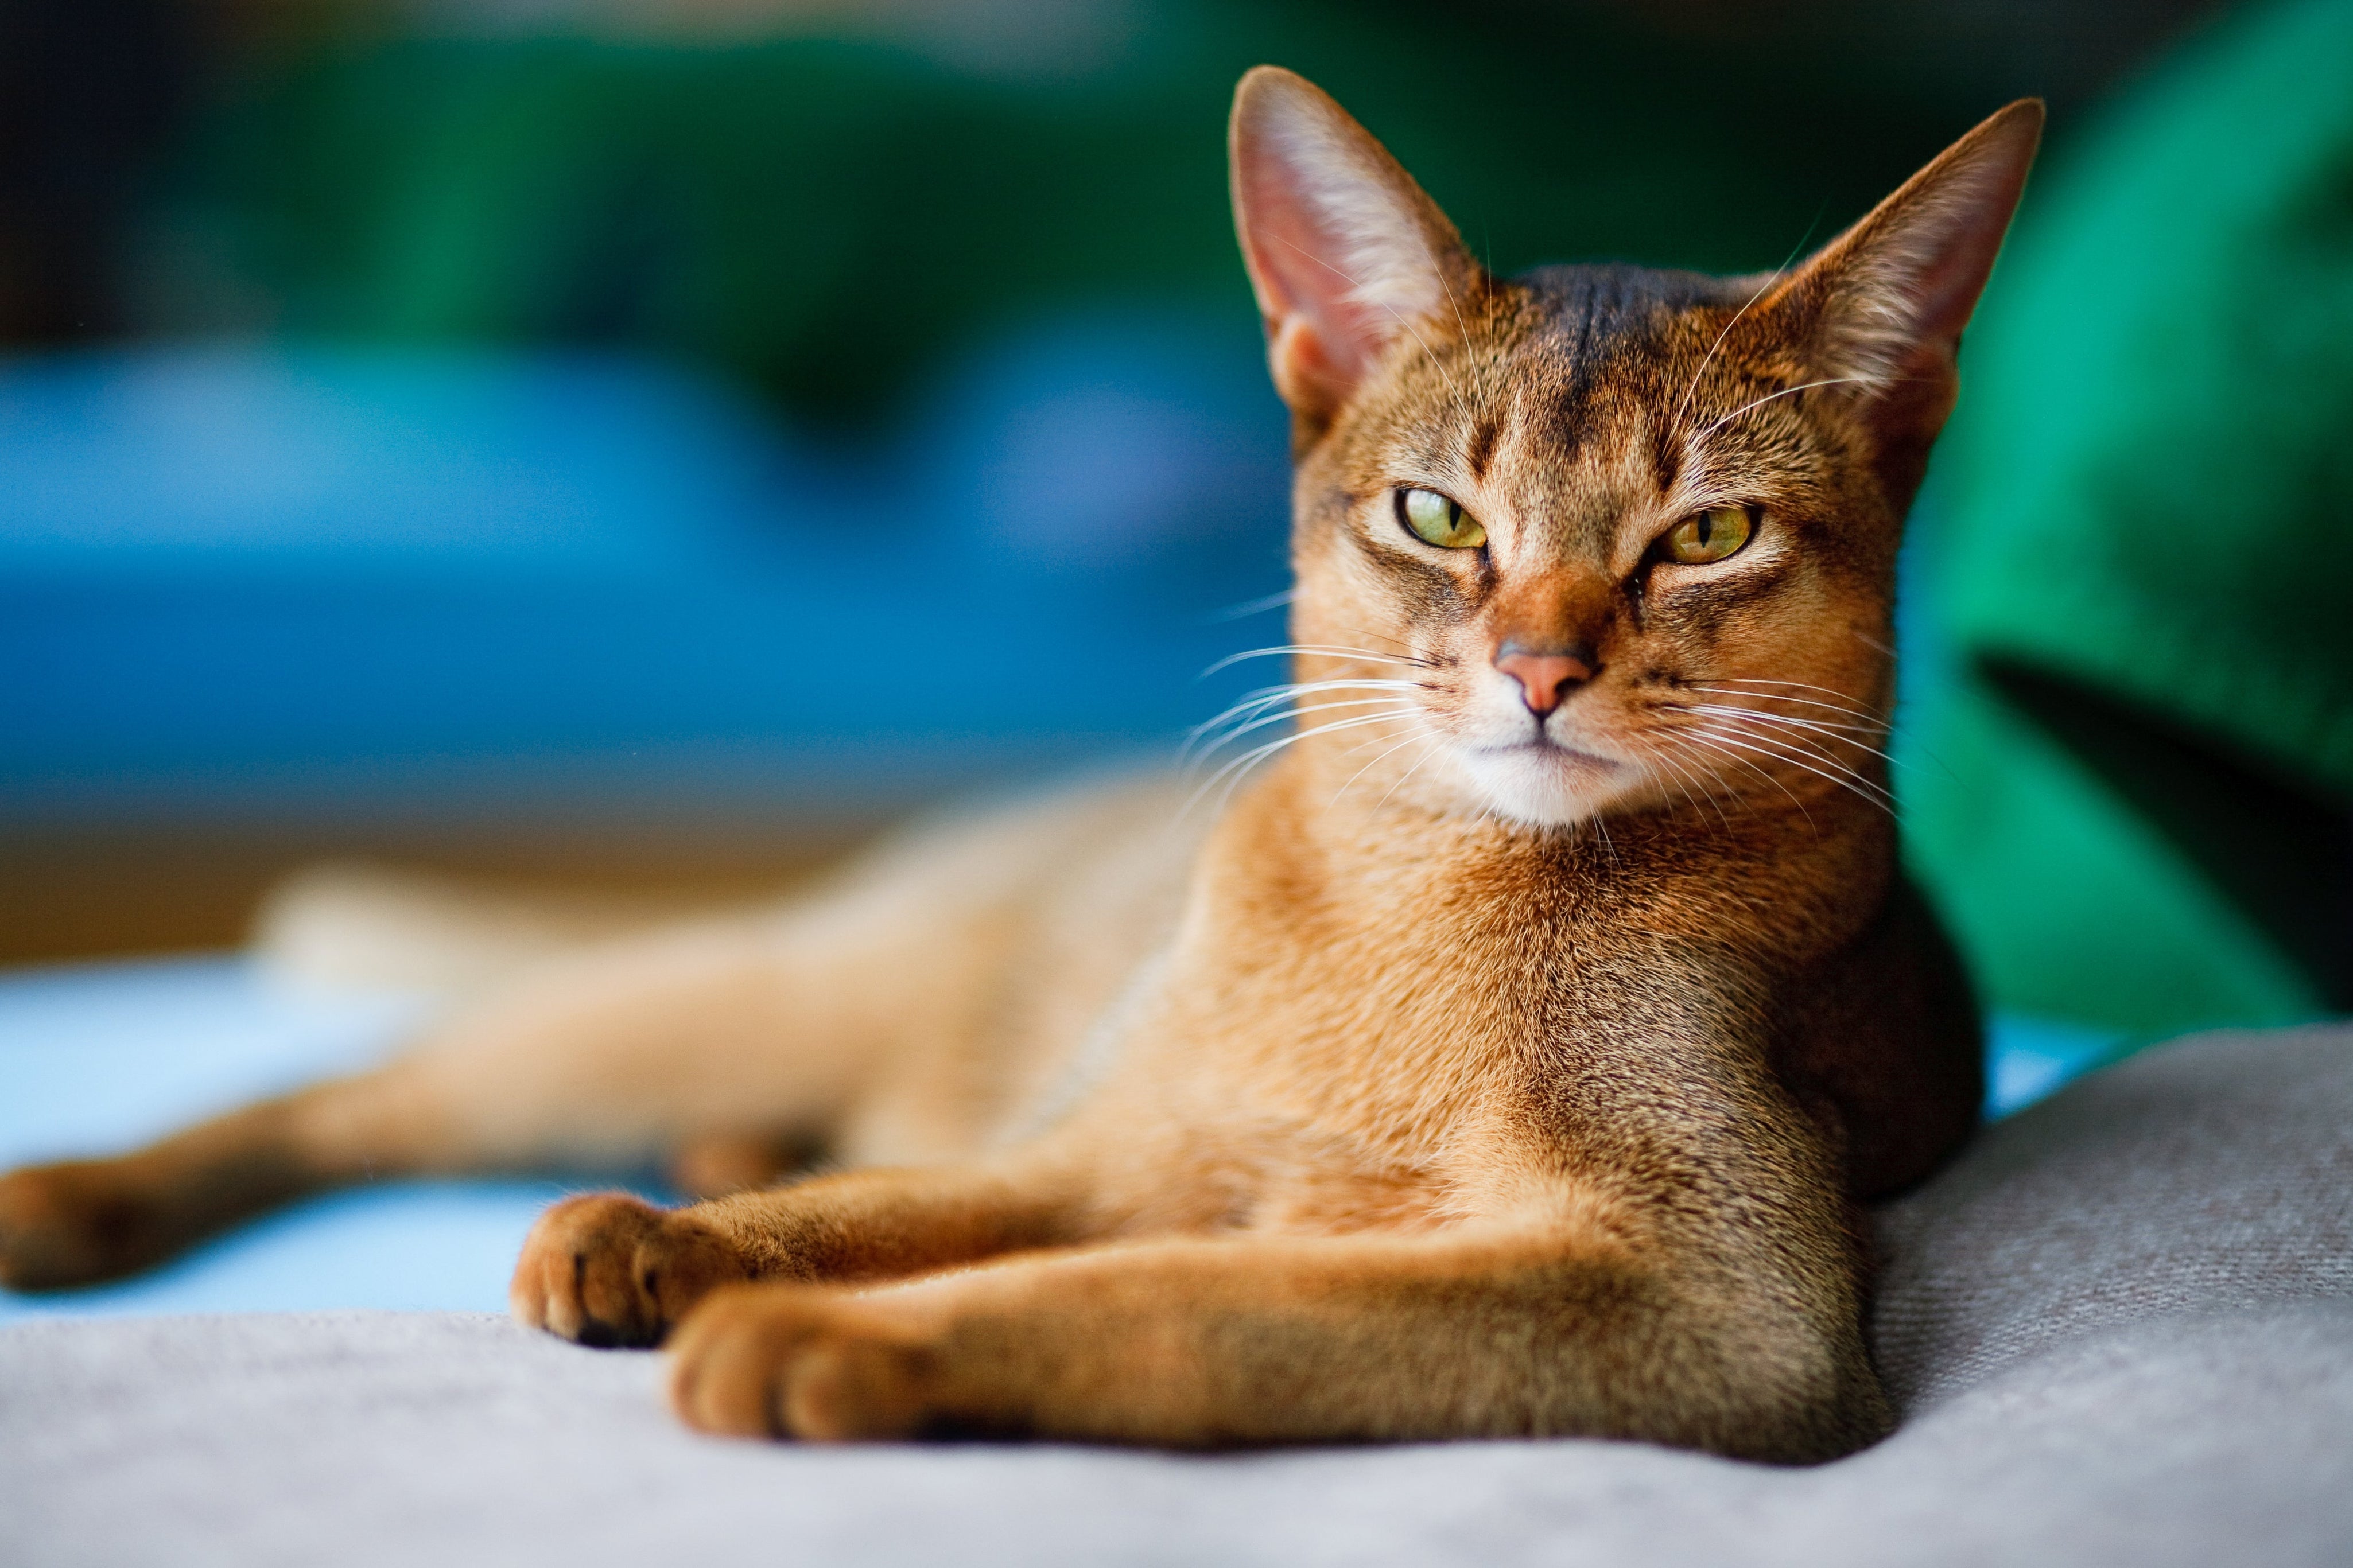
{"left": 1590, "top": 809, "right": 1620, "bottom": 866}
{"left": 1684, "top": 705, "right": 1904, "bottom": 769}
{"left": 1183, "top": 684, "right": 1422, "bottom": 766}
{"left": 1694, "top": 676, "right": 1882, "bottom": 713}
{"left": 1206, "top": 587, "right": 1299, "bottom": 623}
{"left": 1687, "top": 725, "right": 1896, "bottom": 816}
{"left": 1693, "top": 714, "right": 1911, "bottom": 804}
{"left": 1689, "top": 706, "right": 1897, "bottom": 779}
{"left": 1200, "top": 715, "right": 1418, "bottom": 823}
{"left": 1686, "top": 701, "right": 1888, "bottom": 740}
{"left": 1330, "top": 716, "right": 1428, "bottom": 761}
{"left": 1329, "top": 624, "right": 1449, "bottom": 668}
{"left": 1657, "top": 734, "right": 1746, "bottom": 833}
{"left": 1643, "top": 740, "right": 1736, "bottom": 835}
{"left": 1369, "top": 734, "right": 1447, "bottom": 813}
{"left": 1695, "top": 712, "right": 1893, "bottom": 788}
{"left": 1691, "top": 376, "right": 1876, "bottom": 446}
{"left": 1688, "top": 683, "right": 1898, "bottom": 733}
{"left": 1634, "top": 748, "right": 1700, "bottom": 823}
{"left": 1686, "top": 686, "right": 1885, "bottom": 723}
{"left": 1331, "top": 725, "right": 1436, "bottom": 811}
{"left": 1671, "top": 211, "right": 1824, "bottom": 441}
{"left": 1680, "top": 731, "right": 1818, "bottom": 830}
{"left": 1184, "top": 679, "right": 1423, "bottom": 757}
{"left": 1187, "top": 698, "right": 1420, "bottom": 766}
{"left": 1202, "top": 644, "right": 1439, "bottom": 677}
{"left": 1179, "top": 710, "right": 1423, "bottom": 823}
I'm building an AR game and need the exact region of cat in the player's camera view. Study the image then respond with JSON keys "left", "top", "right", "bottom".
{"left": 0, "top": 68, "right": 2036, "bottom": 1462}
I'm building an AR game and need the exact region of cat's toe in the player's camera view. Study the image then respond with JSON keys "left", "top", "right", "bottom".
{"left": 665, "top": 1285, "right": 938, "bottom": 1442}
{"left": 510, "top": 1192, "right": 745, "bottom": 1348}
{"left": 0, "top": 1161, "right": 158, "bottom": 1292}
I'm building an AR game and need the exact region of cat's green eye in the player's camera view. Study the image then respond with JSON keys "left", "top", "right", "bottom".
{"left": 1663, "top": 505, "right": 1754, "bottom": 565}
{"left": 1397, "top": 488, "right": 1487, "bottom": 550}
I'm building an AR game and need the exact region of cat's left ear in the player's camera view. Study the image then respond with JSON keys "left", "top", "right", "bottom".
{"left": 1768, "top": 99, "right": 2043, "bottom": 470}
{"left": 1229, "top": 67, "right": 1483, "bottom": 437}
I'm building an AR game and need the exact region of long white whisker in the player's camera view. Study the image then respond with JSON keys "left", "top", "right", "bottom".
{"left": 1331, "top": 726, "right": 1434, "bottom": 810}
{"left": 1694, "top": 710, "right": 1915, "bottom": 796}
{"left": 1186, "top": 679, "right": 1422, "bottom": 742}
{"left": 1370, "top": 735, "right": 1445, "bottom": 812}
{"left": 1330, "top": 624, "right": 1449, "bottom": 666}
{"left": 1206, "top": 712, "right": 1419, "bottom": 822}
{"left": 1642, "top": 744, "right": 1706, "bottom": 821}
{"left": 1690, "top": 726, "right": 1895, "bottom": 815}
{"left": 1689, "top": 683, "right": 1894, "bottom": 730}
{"left": 1179, "top": 711, "right": 1421, "bottom": 822}
{"left": 1686, "top": 700, "right": 1888, "bottom": 738}
{"left": 1682, "top": 731, "right": 1817, "bottom": 829}
{"left": 1686, "top": 705, "right": 1902, "bottom": 767}
{"left": 1206, "top": 587, "right": 1298, "bottom": 622}
{"left": 1672, "top": 215, "right": 1822, "bottom": 439}
{"left": 1202, "top": 645, "right": 1437, "bottom": 677}
{"left": 1188, "top": 698, "right": 1418, "bottom": 765}
{"left": 1698, "top": 715, "right": 1893, "bottom": 787}
{"left": 1645, "top": 738, "right": 1734, "bottom": 834}
{"left": 1692, "top": 377, "right": 1874, "bottom": 446}
{"left": 1182, "top": 682, "right": 1422, "bottom": 765}
{"left": 1695, "top": 677, "right": 1882, "bottom": 711}
{"left": 1330, "top": 716, "right": 1430, "bottom": 760}
{"left": 1590, "top": 809, "right": 1620, "bottom": 865}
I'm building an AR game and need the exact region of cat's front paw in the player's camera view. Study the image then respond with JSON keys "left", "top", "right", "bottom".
{"left": 666, "top": 1284, "right": 942, "bottom": 1441}
{"left": 510, "top": 1193, "right": 747, "bottom": 1348}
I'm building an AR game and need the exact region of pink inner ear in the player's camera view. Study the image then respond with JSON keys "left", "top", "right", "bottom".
{"left": 1235, "top": 142, "right": 1385, "bottom": 388}
{"left": 1266, "top": 314, "right": 1349, "bottom": 407}
{"left": 1229, "top": 72, "right": 1471, "bottom": 419}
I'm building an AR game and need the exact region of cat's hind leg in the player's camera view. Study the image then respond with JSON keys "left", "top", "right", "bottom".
{"left": 0, "top": 902, "right": 1000, "bottom": 1292}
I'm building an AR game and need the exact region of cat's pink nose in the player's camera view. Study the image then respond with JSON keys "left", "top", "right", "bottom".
{"left": 1493, "top": 644, "right": 1595, "bottom": 714}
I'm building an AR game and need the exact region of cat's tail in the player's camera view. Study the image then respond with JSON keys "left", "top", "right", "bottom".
{"left": 250, "top": 862, "right": 702, "bottom": 999}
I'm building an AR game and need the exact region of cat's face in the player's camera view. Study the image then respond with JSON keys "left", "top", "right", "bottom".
{"left": 1288, "top": 268, "right": 1900, "bottom": 828}
{"left": 1229, "top": 70, "right": 2039, "bottom": 829}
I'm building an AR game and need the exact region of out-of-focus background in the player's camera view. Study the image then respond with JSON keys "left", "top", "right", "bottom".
{"left": 5, "top": 0, "right": 2350, "bottom": 1314}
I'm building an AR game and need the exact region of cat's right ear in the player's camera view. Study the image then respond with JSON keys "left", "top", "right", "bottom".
{"left": 1230, "top": 67, "right": 1481, "bottom": 434}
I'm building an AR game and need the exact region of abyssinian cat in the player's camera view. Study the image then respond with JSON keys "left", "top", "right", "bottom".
{"left": 0, "top": 69, "right": 2037, "bottom": 1462}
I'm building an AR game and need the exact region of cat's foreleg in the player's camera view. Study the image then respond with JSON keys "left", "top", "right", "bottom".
{"left": 508, "top": 1159, "right": 1096, "bottom": 1347}
{"left": 658, "top": 1221, "right": 1889, "bottom": 1462}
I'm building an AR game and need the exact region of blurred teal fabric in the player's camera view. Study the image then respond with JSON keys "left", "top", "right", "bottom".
{"left": 1903, "top": 0, "right": 2353, "bottom": 1037}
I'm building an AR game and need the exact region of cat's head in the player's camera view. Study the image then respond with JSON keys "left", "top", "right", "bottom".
{"left": 1226, "top": 68, "right": 2039, "bottom": 830}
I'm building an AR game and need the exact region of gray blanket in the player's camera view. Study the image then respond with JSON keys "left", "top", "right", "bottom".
{"left": 4, "top": 1026, "right": 2349, "bottom": 1567}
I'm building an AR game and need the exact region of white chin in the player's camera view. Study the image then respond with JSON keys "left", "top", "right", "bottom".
{"left": 1459, "top": 744, "right": 1622, "bottom": 828}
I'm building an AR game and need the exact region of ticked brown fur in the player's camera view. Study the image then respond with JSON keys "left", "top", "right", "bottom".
{"left": 0, "top": 71, "right": 2036, "bottom": 1462}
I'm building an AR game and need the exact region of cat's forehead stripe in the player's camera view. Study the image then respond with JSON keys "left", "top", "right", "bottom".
{"left": 1464, "top": 414, "right": 1504, "bottom": 483}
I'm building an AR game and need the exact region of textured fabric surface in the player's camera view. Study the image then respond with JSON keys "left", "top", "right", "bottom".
{"left": 3, "top": 1025, "right": 2349, "bottom": 1567}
